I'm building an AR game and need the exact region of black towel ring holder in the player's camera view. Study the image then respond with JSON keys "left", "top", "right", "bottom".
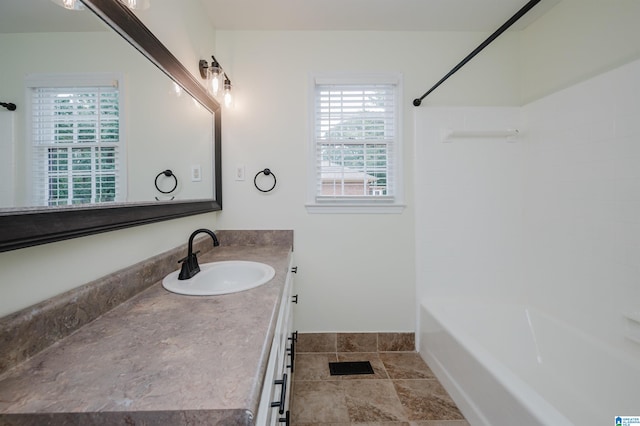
{"left": 254, "top": 168, "right": 277, "bottom": 192}
{"left": 155, "top": 169, "right": 178, "bottom": 194}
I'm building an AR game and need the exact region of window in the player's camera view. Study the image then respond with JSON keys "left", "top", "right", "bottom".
{"left": 307, "top": 73, "right": 404, "bottom": 213}
{"left": 27, "top": 74, "right": 124, "bottom": 206}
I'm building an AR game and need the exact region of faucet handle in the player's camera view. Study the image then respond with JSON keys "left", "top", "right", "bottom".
{"left": 178, "top": 251, "right": 202, "bottom": 280}
{"left": 178, "top": 250, "right": 200, "bottom": 264}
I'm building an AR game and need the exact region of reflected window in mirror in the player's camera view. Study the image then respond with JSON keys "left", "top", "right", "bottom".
{"left": 26, "top": 73, "right": 125, "bottom": 206}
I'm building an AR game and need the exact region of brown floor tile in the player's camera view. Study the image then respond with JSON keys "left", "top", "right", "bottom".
{"left": 344, "top": 422, "right": 411, "bottom": 426}
{"left": 291, "top": 348, "right": 468, "bottom": 426}
{"left": 393, "top": 380, "right": 464, "bottom": 421}
{"left": 294, "top": 353, "right": 338, "bottom": 381}
{"left": 378, "top": 333, "right": 415, "bottom": 351}
{"left": 297, "top": 333, "right": 337, "bottom": 352}
{"left": 292, "top": 423, "right": 351, "bottom": 426}
{"left": 342, "top": 380, "right": 408, "bottom": 422}
{"left": 337, "top": 333, "right": 378, "bottom": 352}
{"left": 379, "top": 352, "right": 435, "bottom": 380}
{"left": 336, "top": 352, "right": 389, "bottom": 380}
{"left": 290, "top": 380, "right": 350, "bottom": 424}
{"left": 350, "top": 422, "right": 410, "bottom": 426}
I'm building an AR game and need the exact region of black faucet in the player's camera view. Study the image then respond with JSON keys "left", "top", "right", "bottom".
{"left": 178, "top": 229, "right": 220, "bottom": 280}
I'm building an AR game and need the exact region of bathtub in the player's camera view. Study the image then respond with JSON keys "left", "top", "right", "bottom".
{"left": 418, "top": 299, "right": 640, "bottom": 426}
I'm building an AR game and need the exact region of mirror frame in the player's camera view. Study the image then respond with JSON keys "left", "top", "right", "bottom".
{"left": 0, "top": 0, "right": 222, "bottom": 253}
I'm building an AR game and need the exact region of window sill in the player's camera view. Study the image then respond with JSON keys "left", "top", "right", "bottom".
{"left": 305, "top": 203, "right": 406, "bottom": 214}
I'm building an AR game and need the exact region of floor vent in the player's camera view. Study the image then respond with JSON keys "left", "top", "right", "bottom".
{"left": 328, "top": 361, "right": 374, "bottom": 376}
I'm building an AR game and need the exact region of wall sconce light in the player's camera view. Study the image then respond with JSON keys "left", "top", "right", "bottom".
{"left": 223, "top": 74, "right": 233, "bottom": 108}
{"left": 199, "top": 56, "right": 232, "bottom": 107}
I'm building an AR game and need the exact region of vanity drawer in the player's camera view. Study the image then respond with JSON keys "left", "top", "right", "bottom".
{"left": 256, "top": 254, "right": 296, "bottom": 425}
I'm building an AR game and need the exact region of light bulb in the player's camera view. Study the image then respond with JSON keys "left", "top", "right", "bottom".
{"left": 223, "top": 77, "right": 232, "bottom": 108}
{"left": 173, "top": 82, "right": 182, "bottom": 97}
{"left": 224, "top": 90, "right": 232, "bottom": 108}
{"left": 210, "top": 72, "right": 221, "bottom": 96}
{"left": 209, "top": 64, "right": 223, "bottom": 97}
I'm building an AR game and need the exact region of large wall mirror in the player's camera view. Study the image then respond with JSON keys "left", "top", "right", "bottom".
{"left": 0, "top": 0, "right": 222, "bottom": 252}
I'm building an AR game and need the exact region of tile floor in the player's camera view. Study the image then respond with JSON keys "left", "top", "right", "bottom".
{"left": 290, "top": 333, "right": 469, "bottom": 426}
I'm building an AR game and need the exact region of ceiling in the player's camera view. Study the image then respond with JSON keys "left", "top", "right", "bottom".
{"left": 199, "top": 0, "right": 562, "bottom": 31}
{"left": 0, "top": 0, "right": 106, "bottom": 33}
{"left": 0, "top": 0, "right": 562, "bottom": 34}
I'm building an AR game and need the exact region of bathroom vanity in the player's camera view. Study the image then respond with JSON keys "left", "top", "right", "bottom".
{"left": 0, "top": 231, "right": 295, "bottom": 425}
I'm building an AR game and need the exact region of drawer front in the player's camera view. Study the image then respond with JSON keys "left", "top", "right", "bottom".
{"left": 256, "top": 254, "right": 296, "bottom": 425}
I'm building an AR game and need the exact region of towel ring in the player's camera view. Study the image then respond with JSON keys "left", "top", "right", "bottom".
{"left": 155, "top": 169, "right": 178, "bottom": 194}
{"left": 254, "top": 168, "right": 277, "bottom": 193}
{"left": 1, "top": 102, "right": 17, "bottom": 111}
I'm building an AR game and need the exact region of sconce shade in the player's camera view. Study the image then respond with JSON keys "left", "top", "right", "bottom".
{"left": 223, "top": 75, "right": 232, "bottom": 108}
{"left": 199, "top": 56, "right": 232, "bottom": 106}
{"left": 209, "top": 61, "right": 223, "bottom": 97}
{"left": 198, "top": 60, "right": 209, "bottom": 79}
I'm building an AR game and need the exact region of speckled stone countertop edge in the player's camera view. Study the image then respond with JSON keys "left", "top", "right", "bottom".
{"left": 0, "top": 230, "right": 294, "bottom": 425}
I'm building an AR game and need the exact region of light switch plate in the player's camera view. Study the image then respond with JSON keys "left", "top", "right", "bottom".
{"left": 235, "top": 165, "right": 245, "bottom": 181}
{"left": 191, "top": 165, "right": 202, "bottom": 182}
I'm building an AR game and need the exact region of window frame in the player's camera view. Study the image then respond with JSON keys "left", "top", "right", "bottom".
{"left": 25, "top": 73, "right": 127, "bottom": 207}
{"left": 306, "top": 72, "right": 404, "bottom": 214}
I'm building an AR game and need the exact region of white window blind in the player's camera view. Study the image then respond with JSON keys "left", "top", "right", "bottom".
{"left": 30, "top": 83, "right": 121, "bottom": 206}
{"left": 311, "top": 78, "right": 401, "bottom": 211}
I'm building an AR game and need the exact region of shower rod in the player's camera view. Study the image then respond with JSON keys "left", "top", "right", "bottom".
{"left": 413, "top": 0, "right": 541, "bottom": 106}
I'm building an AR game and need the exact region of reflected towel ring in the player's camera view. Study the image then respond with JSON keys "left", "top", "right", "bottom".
{"left": 155, "top": 169, "right": 178, "bottom": 194}
{"left": 254, "top": 168, "right": 277, "bottom": 192}
{"left": 1, "top": 102, "right": 17, "bottom": 111}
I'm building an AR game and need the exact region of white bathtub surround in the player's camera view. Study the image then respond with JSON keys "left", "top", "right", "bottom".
{"left": 522, "top": 58, "right": 640, "bottom": 356}
{"left": 414, "top": 105, "right": 525, "bottom": 308}
{"left": 415, "top": 58, "right": 640, "bottom": 425}
{"left": 419, "top": 299, "right": 640, "bottom": 426}
{"left": 624, "top": 313, "right": 640, "bottom": 344}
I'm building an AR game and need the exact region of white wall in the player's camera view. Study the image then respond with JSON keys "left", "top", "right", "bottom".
{"left": 213, "top": 30, "right": 521, "bottom": 332}
{"left": 0, "top": 0, "right": 218, "bottom": 317}
{"left": 519, "top": 0, "right": 640, "bottom": 103}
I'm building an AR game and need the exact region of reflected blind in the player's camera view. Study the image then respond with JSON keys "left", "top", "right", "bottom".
{"left": 314, "top": 83, "right": 396, "bottom": 201}
{"left": 31, "top": 85, "right": 120, "bottom": 206}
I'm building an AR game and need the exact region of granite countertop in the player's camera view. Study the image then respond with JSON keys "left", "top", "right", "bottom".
{"left": 0, "top": 243, "right": 293, "bottom": 425}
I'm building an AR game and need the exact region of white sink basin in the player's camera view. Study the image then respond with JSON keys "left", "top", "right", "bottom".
{"left": 162, "top": 261, "right": 276, "bottom": 296}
